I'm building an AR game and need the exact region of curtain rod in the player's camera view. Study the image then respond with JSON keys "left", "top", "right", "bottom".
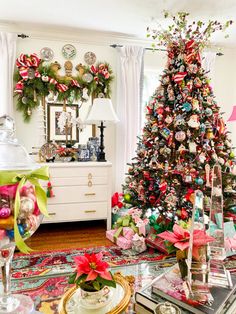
{"left": 18, "top": 33, "right": 29, "bottom": 39}
{"left": 110, "top": 44, "right": 166, "bottom": 52}
{"left": 110, "top": 44, "right": 223, "bottom": 56}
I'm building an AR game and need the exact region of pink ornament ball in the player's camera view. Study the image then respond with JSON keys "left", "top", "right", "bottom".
{"left": 26, "top": 214, "right": 40, "bottom": 233}
{"left": 0, "top": 229, "right": 7, "bottom": 239}
{"left": 0, "top": 207, "right": 11, "bottom": 219}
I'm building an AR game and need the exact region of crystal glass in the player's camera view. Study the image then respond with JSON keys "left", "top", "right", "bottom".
{"left": 0, "top": 115, "right": 43, "bottom": 313}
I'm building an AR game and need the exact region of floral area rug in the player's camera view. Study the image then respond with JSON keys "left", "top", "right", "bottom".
{"left": 11, "top": 245, "right": 168, "bottom": 313}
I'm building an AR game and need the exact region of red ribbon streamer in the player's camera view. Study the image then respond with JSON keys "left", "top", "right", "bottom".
{"left": 71, "top": 79, "right": 80, "bottom": 87}
{"left": 173, "top": 72, "right": 187, "bottom": 84}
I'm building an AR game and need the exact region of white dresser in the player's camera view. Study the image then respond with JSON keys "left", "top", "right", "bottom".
{"left": 42, "top": 162, "right": 112, "bottom": 230}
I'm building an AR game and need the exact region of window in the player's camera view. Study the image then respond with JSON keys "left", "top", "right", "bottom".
{"left": 141, "top": 69, "right": 162, "bottom": 129}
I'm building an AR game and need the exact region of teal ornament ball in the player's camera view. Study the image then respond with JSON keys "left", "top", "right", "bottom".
{"left": 200, "top": 123, "right": 206, "bottom": 133}
{"left": 183, "top": 102, "right": 192, "bottom": 112}
{"left": 195, "top": 177, "right": 204, "bottom": 185}
{"left": 230, "top": 206, "right": 236, "bottom": 214}
{"left": 205, "top": 108, "right": 213, "bottom": 116}
{"left": 18, "top": 224, "right": 25, "bottom": 236}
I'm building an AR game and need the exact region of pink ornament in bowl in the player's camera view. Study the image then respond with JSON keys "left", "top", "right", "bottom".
{"left": 0, "top": 207, "right": 11, "bottom": 218}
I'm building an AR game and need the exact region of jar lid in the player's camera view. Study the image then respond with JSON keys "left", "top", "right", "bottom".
{"left": 0, "top": 115, "right": 39, "bottom": 170}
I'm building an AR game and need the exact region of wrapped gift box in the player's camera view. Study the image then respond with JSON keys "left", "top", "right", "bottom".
{"left": 112, "top": 208, "right": 129, "bottom": 225}
{"left": 106, "top": 229, "right": 117, "bottom": 243}
{"left": 116, "top": 236, "right": 132, "bottom": 250}
{"left": 132, "top": 234, "right": 147, "bottom": 253}
{"left": 145, "top": 228, "right": 169, "bottom": 254}
{"left": 122, "top": 227, "right": 135, "bottom": 239}
{"left": 106, "top": 227, "right": 135, "bottom": 246}
{"left": 106, "top": 227, "right": 135, "bottom": 241}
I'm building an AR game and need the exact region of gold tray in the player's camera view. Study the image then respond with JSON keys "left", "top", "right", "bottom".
{"left": 58, "top": 273, "right": 131, "bottom": 314}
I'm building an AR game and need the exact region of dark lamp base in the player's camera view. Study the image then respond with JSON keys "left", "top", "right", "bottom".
{"left": 97, "top": 152, "right": 106, "bottom": 162}
{"left": 97, "top": 121, "right": 107, "bottom": 162}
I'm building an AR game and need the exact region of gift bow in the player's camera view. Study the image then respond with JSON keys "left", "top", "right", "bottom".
{"left": 16, "top": 53, "right": 41, "bottom": 68}
{"left": 16, "top": 53, "right": 41, "bottom": 81}
{"left": 114, "top": 215, "right": 138, "bottom": 242}
{"left": 0, "top": 166, "right": 49, "bottom": 254}
{"left": 149, "top": 215, "right": 161, "bottom": 232}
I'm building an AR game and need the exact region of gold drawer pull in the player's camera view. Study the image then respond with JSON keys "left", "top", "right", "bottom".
{"left": 84, "top": 210, "right": 96, "bottom": 213}
{"left": 49, "top": 213, "right": 56, "bottom": 216}
{"left": 88, "top": 173, "right": 92, "bottom": 179}
{"left": 88, "top": 180, "right": 93, "bottom": 187}
{"left": 84, "top": 193, "right": 96, "bottom": 196}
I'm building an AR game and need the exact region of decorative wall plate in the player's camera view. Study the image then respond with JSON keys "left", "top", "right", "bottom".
{"left": 84, "top": 51, "right": 97, "bottom": 65}
{"left": 40, "top": 47, "right": 54, "bottom": 62}
{"left": 39, "top": 143, "right": 57, "bottom": 161}
{"left": 62, "top": 44, "right": 77, "bottom": 59}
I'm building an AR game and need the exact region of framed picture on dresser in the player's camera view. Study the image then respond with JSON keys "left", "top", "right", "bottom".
{"left": 47, "top": 103, "right": 79, "bottom": 143}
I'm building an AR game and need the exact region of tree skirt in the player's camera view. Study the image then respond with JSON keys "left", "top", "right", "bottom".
{"left": 11, "top": 245, "right": 168, "bottom": 313}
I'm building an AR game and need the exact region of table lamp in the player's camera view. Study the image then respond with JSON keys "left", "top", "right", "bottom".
{"left": 228, "top": 106, "right": 236, "bottom": 122}
{"left": 85, "top": 98, "right": 119, "bottom": 162}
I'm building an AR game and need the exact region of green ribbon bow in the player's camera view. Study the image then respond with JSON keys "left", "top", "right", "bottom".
{"left": 113, "top": 215, "right": 138, "bottom": 242}
{"left": 0, "top": 166, "right": 49, "bottom": 254}
{"left": 149, "top": 214, "right": 174, "bottom": 233}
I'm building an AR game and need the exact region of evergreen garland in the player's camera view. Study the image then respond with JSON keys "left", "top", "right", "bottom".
{"left": 14, "top": 54, "right": 114, "bottom": 122}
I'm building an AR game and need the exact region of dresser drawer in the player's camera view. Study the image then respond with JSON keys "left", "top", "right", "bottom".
{"left": 43, "top": 202, "right": 108, "bottom": 223}
{"left": 42, "top": 176, "right": 108, "bottom": 187}
{"left": 47, "top": 185, "right": 108, "bottom": 204}
{"left": 49, "top": 167, "right": 109, "bottom": 178}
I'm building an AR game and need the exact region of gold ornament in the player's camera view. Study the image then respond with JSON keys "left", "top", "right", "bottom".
{"left": 50, "top": 61, "right": 61, "bottom": 77}
{"left": 33, "top": 89, "right": 37, "bottom": 102}
{"left": 76, "top": 63, "right": 85, "bottom": 76}
{"left": 64, "top": 61, "right": 73, "bottom": 77}
{"left": 0, "top": 216, "right": 14, "bottom": 230}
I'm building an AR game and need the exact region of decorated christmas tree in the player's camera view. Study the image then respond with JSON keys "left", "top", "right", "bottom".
{"left": 123, "top": 12, "right": 236, "bottom": 225}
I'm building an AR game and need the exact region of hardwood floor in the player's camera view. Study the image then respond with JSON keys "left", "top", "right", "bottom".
{"left": 25, "top": 220, "right": 113, "bottom": 251}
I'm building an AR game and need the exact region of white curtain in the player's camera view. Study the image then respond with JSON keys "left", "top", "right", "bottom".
{"left": 202, "top": 51, "right": 216, "bottom": 86}
{"left": 115, "top": 46, "right": 145, "bottom": 191}
{"left": 0, "top": 32, "right": 17, "bottom": 117}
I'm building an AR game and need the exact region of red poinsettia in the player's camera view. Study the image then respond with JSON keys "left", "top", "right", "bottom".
{"left": 68, "top": 252, "right": 116, "bottom": 291}
{"left": 74, "top": 252, "right": 112, "bottom": 281}
{"left": 158, "top": 224, "right": 215, "bottom": 259}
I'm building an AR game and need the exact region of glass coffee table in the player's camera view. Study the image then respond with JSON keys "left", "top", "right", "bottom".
{"left": 9, "top": 258, "right": 175, "bottom": 314}
{"left": 9, "top": 258, "right": 236, "bottom": 314}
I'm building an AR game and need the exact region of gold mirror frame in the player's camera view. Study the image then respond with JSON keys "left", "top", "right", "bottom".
{"left": 58, "top": 273, "right": 131, "bottom": 314}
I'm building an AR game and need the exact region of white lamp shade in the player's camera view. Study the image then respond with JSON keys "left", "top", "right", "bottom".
{"left": 85, "top": 98, "right": 119, "bottom": 124}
